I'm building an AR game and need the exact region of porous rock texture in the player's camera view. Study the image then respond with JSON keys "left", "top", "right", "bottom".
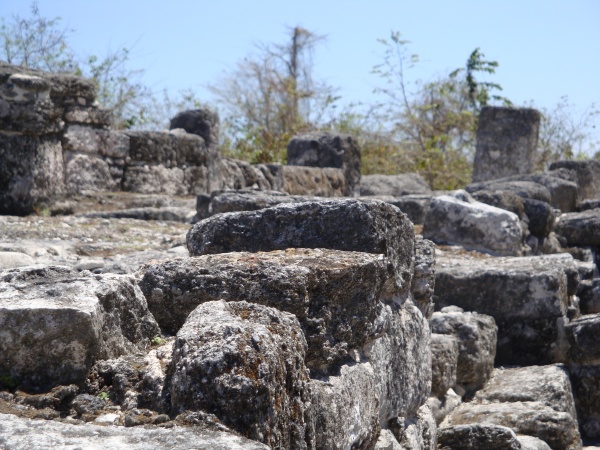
{"left": 441, "top": 365, "right": 581, "bottom": 450}
{"left": 139, "top": 248, "right": 394, "bottom": 374}
{"left": 434, "top": 254, "right": 574, "bottom": 365}
{"left": 186, "top": 199, "right": 415, "bottom": 297}
{"left": 550, "top": 159, "right": 600, "bottom": 202}
{"left": 555, "top": 209, "right": 600, "bottom": 247}
{"left": 438, "top": 424, "right": 552, "bottom": 450}
{"left": 0, "top": 413, "right": 270, "bottom": 450}
{"left": 360, "top": 194, "right": 432, "bottom": 225}
{"left": 0, "top": 265, "right": 159, "bottom": 392}
{"left": 360, "top": 173, "right": 432, "bottom": 196}
{"left": 207, "top": 189, "right": 321, "bottom": 215}
{"left": 423, "top": 191, "right": 525, "bottom": 256}
{"left": 430, "top": 333, "right": 459, "bottom": 398}
{"left": 412, "top": 236, "right": 436, "bottom": 318}
{"left": 287, "top": 132, "right": 362, "bottom": 197}
{"left": 430, "top": 309, "right": 497, "bottom": 394}
{"left": 168, "top": 300, "right": 309, "bottom": 449}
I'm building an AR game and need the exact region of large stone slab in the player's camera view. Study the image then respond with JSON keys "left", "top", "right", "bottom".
{"left": 360, "top": 173, "right": 432, "bottom": 197}
{"left": 287, "top": 132, "right": 361, "bottom": 197}
{"left": 187, "top": 199, "right": 415, "bottom": 297}
{"left": 281, "top": 165, "right": 346, "bottom": 197}
{"left": 438, "top": 424, "right": 552, "bottom": 450}
{"left": 62, "top": 125, "right": 130, "bottom": 158}
{"left": 125, "top": 130, "right": 208, "bottom": 167}
{"left": 168, "top": 300, "right": 309, "bottom": 449}
{"left": 0, "top": 413, "right": 269, "bottom": 450}
{"left": 472, "top": 106, "right": 541, "bottom": 182}
{"left": 139, "top": 248, "right": 393, "bottom": 374}
{"left": 434, "top": 254, "right": 574, "bottom": 365}
{"left": 555, "top": 210, "right": 600, "bottom": 247}
{"left": 423, "top": 192, "right": 525, "bottom": 256}
{"left": 442, "top": 365, "right": 581, "bottom": 450}
{"left": 430, "top": 309, "right": 497, "bottom": 393}
{"left": 207, "top": 190, "right": 321, "bottom": 216}
{"left": 0, "top": 266, "right": 159, "bottom": 392}
{"left": 550, "top": 159, "right": 600, "bottom": 202}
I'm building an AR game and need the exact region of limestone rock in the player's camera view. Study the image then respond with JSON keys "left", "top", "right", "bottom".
{"left": 522, "top": 197, "right": 556, "bottom": 238}
{"left": 360, "top": 194, "right": 432, "bottom": 225}
{"left": 208, "top": 190, "right": 320, "bottom": 215}
{"left": 423, "top": 192, "right": 525, "bottom": 256}
{"left": 287, "top": 132, "right": 362, "bottom": 196}
{"left": 0, "top": 413, "right": 269, "bottom": 450}
{"left": 139, "top": 248, "right": 393, "bottom": 374}
{"left": 125, "top": 130, "right": 208, "bottom": 167}
{"left": 0, "top": 252, "right": 35, "bottom": 269}
{"left": 65, "top": 153, "right": 118, "bottom": 193}
{"left": 0, "top": 135, "right": 64, "bottom": 215}
{"left": 122, "top": 165, "right": 187, "bottom": 195}
{"left": 566, "top": 314, "right": 600, "bottom": 364}
{"left": 430, "top": 310, "right": 496, "bottom": 393}
{"left": 0, "top": 266, "right": 159, "bottom": 391}
{"left": 281, "top": 165, "right": 346, "bottom": 197}
{"left": 434, "top": 254, "right": 573, "bottom": 365}
{"left": 467, "top": 180, "right": 552, "bottom": 203}
{"left": 438, "top": 424, "right": 523, "bottom": 450}
{"left": 186, "top": 199, "right": 415, "bottom": 297}
{"left": 555, "top": 210, "right": 600, "bottom": 247}
{"left": 431, "top": 334, "right": 459, "bottom": 398}
{"left": 578, "top": 279, "right": 600, "bottom": 315}
{"left": 169, "top": 108, "right": 220, "bottom": 150}
{"left": 307, "top": 362, "right": 380, "bottom": 450}
{"left": 568, "top": 364, "right": 600, "bottom": 440}
{"left": 550, "top": 159, "right": 600, "bottom": 202}
{"left": 394, "top": 404, "right": 437, "bottom": 450}
{"left": 470, "top": 189, "right": 526, "bottom": 219}
{"left": 62, "top": 125, "right": 129, "bottom": 158}
{"left": 168, "top": 300, "right": 309, "bottom": 449}
{"left": 360, "top": 173, "right": 432, "bottom": 196}
{"left": 472, "top": 106, "right": 541, "bottom": 182}
{"left": 412, "top": 236, "right": 436, "bottom": 318}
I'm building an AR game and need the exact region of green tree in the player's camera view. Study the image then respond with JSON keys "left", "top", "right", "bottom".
{"left": 354, "top": 32, "right": 509, "bottom": 189}
{"left": 210, "top": 27, "right": 339, "bottom": 164}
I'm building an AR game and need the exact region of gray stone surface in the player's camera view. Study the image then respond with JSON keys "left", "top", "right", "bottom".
{"left": 307, "top": 362, "right": 380, "bottom": 450}
{"left": 187, "top": 199, "right": 415, "bottom": 297}
{"left": 472, "top": 106, "right": 541, "bottom": 182}
{"left": 62, "top": 125, "right": 129, "bottom": 158}
{"left": 0, "top": 251, "right": 35, "bottom": 269}
{"left": 423, "top": 192, "right": 525, "bottom": 256}
{"left": 122, "top": 165, "right": 186, "bottom": 195}
{"left": 550, "top": 160, "right": 600, "bottom": 202}
{"left": 555, "top": 210, "right": 600, "bottom": 247}
{"left": 568, "top": 364, "right": 600, "bottom": 440}
{"left": 65, "top": 153, "right": 118, "bottom": 193}
{"left": 360, "top": 194, "right": 432, "bottom": 225}
{"left": 139, "top": 248, "right": 393, "bottom": 374}
{"left": 281, "top": 165, "right": 346, "bottom": 197}
{"left": 360, "top": 173, "right": 432, "bottom": 197}
{"left": 578, "top": 280, "right": 600, "bottom": 315}
{"left": 394, "top": 404, "right": 437, "bottom": 450}
{"left": 412, "top": 236, "right": 436, "bottom": 318}
{"left": 467, "top": 180, "right": 552, "bottom": 203}
{"left": 125, "top": 130, "right": 208, "bottom": 167}
{"left": 168, "top": 300, "right": 309, "bottom": 449}
{"left": 0, "top": 413, "right": 269, "bottom": 450}
{"left": 287, "top": 132, "right": 362, "bottom": 197}
{"left": 430, "top": 309, "right": 497, "bottom": 393}
{"left": 0, "top": 134, "right": 64, "bottom": 215}
{"left": 470, "top": 189, "right": 526, "bottom": 219}
{"left": 169, "top": 108, "right": 220, "bottom": 150}
{"left": 443, "top": 364, "right": 582, "bottom": 450}
{"left": 438, "top": 424, "right": 523, "bottom": 450}
{"left": 0, "top": 266, "right": 159, "bottom": 391}
{"left": 434, "top": 254, "right": 573, "bottom": 365}
{"left": 430, "top": 333, "right": 459, "bottom": 398}
{"left": 522, "top": 197, "right": 556, "bottom": 238}
{"left": 208, "top": 190, "right": 320, "bottom": 215}
{"left": 567, "top": 314, "right": 600, "bottom": 364}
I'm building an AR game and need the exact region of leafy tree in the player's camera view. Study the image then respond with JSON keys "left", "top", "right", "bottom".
{"left": 353, "top": 32, "right": 509, "bottom": 189}
{"left": 210, "top": 27, "right": 339, "bottom": 163}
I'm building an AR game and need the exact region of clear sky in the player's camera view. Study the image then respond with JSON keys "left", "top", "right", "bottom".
{"left": 1, "top": 0, "right": 599, "bottom": 130}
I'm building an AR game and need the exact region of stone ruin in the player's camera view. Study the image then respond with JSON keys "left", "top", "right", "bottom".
{"left": 3, "top": 63, "right": 600, "bottom": 449}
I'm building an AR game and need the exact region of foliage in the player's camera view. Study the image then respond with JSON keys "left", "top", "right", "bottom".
{"left": 535, "top": 97, "right": 600, "bottom": 170}
{"left": 97, "top": 391, "right": 109, "bottom": 401}
{"left": 211, "top": 27, "right": 339, "bottom": 164}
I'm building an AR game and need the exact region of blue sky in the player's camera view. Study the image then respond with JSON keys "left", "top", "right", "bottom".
{"left": 1, "top": 0, "right": 599, "bottom": 134}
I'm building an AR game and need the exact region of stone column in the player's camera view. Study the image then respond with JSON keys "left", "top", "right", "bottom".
{"left": 472, "top": 106, "right": 541, "bottom": 182}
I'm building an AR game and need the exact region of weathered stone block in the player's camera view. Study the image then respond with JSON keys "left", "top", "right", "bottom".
{"left": 0, "top": 413, "right": 270, "bottom": 449}
{"left": 470, "top": 189, "right": 526, "bottom": 219}
{"left": 186, "top": 199, "right": 415, "bottom": 297}
{"left": 360, "top": 173, "right": 432, "bottom": 196}
{"left": 183, "top": 165, "right": 209, "bottom": 195}
{"left": 0, "top": 134, "right": 64, "bottom": 215}
{"left": 65, "top": 153, "right": 118, "bottom": 193}
{"left": 207, "top": 190, "right": 320, "bottom": 216}
{"left": 568, "top": 364, "right": 600, "bottom": 440}
{"left": 168, "top": 300, "right": 309, "bottom": 449}
{"left": 64, "top": 105, "right": 113, "bottom": 126}
{"left": 555, "top": 210, "right": 600, "bottom": 247}
{"left": 522, "top": 197, "right": 556, "bottom": 238}
{"left": 0, "top": 266, "right": 159, "bottom": 392}
{"left": 62, "top": 124, "right": 129, "bottom": 158}
{"left": 287, "top": 132, "right": 361, "bottom": 196}
{"left": 467, "top": 180, "right": 552, "bottom": 203}
{"left": 281, "top": 165, "right": 346, "bottom": 197}
{"left": 361, "top": 194, "right": 432, "bottom": 225}
{"left": 412, "top": 236, "right": 436, "bottom": 318}
{"left": 430, "top": 309, "right": 496, "bottom": 393}
{"left": 423, "top": 192, "right": 525, "bottom": 256}
{"left": 472, "top": 106, "right": 541, "bottom": 182}
{"left": 434, "top": 254, "right": 572, "bottom": 365}
{"left": 550, "top": 159, "right": 600, "bottom": 202}
{"left": 438, "top": 424, "right": 523, "bottom": 450}
{"left": 169, "top": 108, "right": 220, "bottom": 150}
{"left": 430, "top": 333, "right": 459, "bottom": 398}
{"left": 566, "top": 314, "right": 600, "bottom": 364}
{"left": 125, "top": 130, "right": 208, "bottom": 167}
{"left": 139, "top": 248, "right": 394, "bottom": 374}
{"left": 122, "top": 165, "right": 186, "bottom": 195}
{"left": 442, "top": 365, "right": 581, "bottom": 450}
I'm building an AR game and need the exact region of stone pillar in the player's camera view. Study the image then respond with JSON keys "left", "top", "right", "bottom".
{"left": 472, "top": 107, "right": 541, "bottom": 182}
{"left": 287, "top": 132, "right": 362, "bottom": 197}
